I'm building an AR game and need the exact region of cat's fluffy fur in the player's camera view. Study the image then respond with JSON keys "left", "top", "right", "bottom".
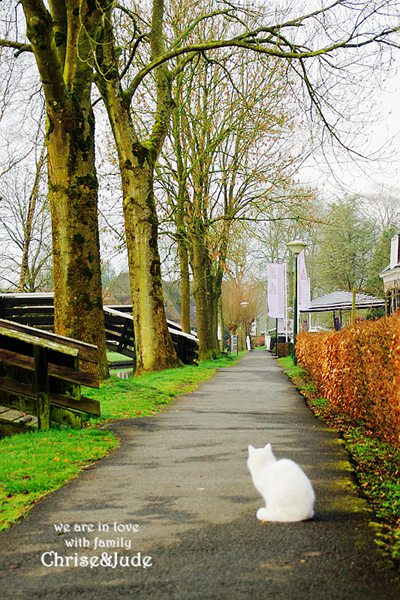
{"left": 247, "top": 443, "right": 315, "bottom": 522}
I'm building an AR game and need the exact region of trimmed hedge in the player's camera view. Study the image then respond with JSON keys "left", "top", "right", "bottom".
{"left": 296, "top": 312, "right": 400, "bottom": 446}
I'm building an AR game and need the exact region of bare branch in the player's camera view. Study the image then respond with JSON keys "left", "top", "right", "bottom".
{"left": 0, "top": 38, "right": 33, "bottom": 55}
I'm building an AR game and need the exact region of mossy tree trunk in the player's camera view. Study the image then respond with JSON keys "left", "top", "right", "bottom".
{"left": 177, "top": 232, "right": 192, "bottom": 334}
{"left": 121, "top": 146, "right": 181, "bottom": 372}
{"left": 172, "top": 95, "right": 192, "bottom": 334}
{"left": 95, "top": 3, "right": 181, "bottom": 372}
{"left": 189, "top": 224, "right": 221, "bottom": 360}
{"left": 21, "top": 0, "right": 108, "bottom": 377}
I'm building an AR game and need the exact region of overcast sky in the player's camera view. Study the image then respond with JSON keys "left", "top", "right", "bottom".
{"left": 298, "top": 65, "right": 400, "bottom": 199}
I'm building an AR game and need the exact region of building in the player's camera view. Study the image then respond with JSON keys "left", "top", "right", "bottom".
{"left": 380, "top": 234, "right": 400, "bottom": 313}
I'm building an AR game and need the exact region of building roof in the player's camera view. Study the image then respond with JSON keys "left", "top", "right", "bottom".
{"left": 299, "top": 290, "right": 385, "bottom": 313}
{"left": 381, "top": 262, "right": 400, "bottom": 275}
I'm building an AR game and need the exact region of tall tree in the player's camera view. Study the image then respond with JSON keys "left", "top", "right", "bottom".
{"left": 2, "top": 1, "right": 109, "bottom": 376}
{"left": 95, "top": 1, "right": 182, "bottom": 372}
{"left": 161, "top": 49, "right": 310, "bottom": 358}
{"left": 365, "top": 224, "right": 398, "bottom": 296}
{"left": 314, "top": 196, "right": 379, "bottom": 293}
{"left": 91, "top": 0, "right": 399, "bottom": 366}
{"left": 18, "top": 142, "right": 47, "bottom": 292}
{"left": 0, "top": 142, "right": 53, "bottom": 292}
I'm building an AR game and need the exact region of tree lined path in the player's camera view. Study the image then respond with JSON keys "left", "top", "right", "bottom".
{"left": 0, "top": 351, "right": 399, "bottom": 599}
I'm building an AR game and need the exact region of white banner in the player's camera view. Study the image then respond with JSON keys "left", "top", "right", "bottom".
{"left": 297, "top": 250, "right": 311, "bottom": 311}
{"left": 267, "top": 263, "right": 286, "bottom": 319}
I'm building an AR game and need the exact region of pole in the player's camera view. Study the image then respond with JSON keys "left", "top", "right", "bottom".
{"left": 284, "top": 263, "right": 288, "bottom": 343}
{"left": 275, "top": 318, "right": 278, "bottom": 356}
{"left": 351, "top": 287, "right": 356, "bottom": 323}
{"left": 293, "top": 253, "right": 298, "bottom": 365}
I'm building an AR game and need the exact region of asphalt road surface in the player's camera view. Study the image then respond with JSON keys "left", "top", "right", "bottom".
{"left": 0, "top": 351, "right": 399, "bottom": 599}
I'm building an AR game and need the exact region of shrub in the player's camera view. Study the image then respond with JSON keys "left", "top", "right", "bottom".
{"left": 296, "top": 312, "right": 400, "bottom": 446}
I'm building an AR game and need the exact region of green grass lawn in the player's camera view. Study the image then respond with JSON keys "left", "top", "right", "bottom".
{"left": 278, "top": 355, "right": 400, "bottom": 565}
{"left": 0, "top": 429, "right": 119, "bottom": 531}
{"left": 0, "top": 353, "right": 241, "bottom": 531}
{"left": 85, "top": 355, "right": 239, "bottom": 421}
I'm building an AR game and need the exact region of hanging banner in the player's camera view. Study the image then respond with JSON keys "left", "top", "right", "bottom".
{"left": 297, "top": 250, "right": 311, "bottom": 311}
{"left": 267, "top": 263, "right": 286, "bottom": 319}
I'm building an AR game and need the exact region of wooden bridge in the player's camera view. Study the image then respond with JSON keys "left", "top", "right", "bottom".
{"left": 0, "top": 293, "right": 198, "bottom": 365}
{"left": 0, "top": 318, "right": 100, "bottom": 436}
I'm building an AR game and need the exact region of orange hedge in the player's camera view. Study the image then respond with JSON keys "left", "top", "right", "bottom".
{"left": 296, "top": 312, "right": 400, "bottom": 446}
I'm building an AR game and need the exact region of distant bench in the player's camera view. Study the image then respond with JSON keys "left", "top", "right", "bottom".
{"left": 0, "top": 319, "right": 100, "bottom": 436}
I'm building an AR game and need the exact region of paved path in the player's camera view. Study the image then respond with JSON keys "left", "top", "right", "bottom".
{"left": 0, "top": 351, "right": 399, "bottom": 599}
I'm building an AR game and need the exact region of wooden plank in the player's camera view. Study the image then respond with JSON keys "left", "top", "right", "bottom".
{"left": 0, "top": 319, "right": 98, "bottom": 364}
{"left": 0, "top": 349, "right": 99, "bottom": 388}
{"left": 0, "top": 326, "right": 79, "bottom": 357}
{"left": 50, "top": 394, "right": 100, "bottom": 417}
{"left": 50, "top": 405, "right": 82, "bottom": 429}
{"left": 105, "top": 342, "right": 135, "bottom": 358}
{"left": 106, "top": 305, "right": 133, "bottom": 312}
{"left": 0, "top": 390, "right": 36, "bottom": 417}
{"left": 0, "top": 377, "right": 37, "bottom": 402}
{"left": 0, "top": 420, "right": 35, "bottom": 436}
{"left": 0, "top": 377, "right": 100, "bottom": 416}
{"left": 13, "top": 414, "right": 38, "bottom": 426}
{"left": 34, "top": 346, "right": 50, "bottom": 430}
{"left": 5, "top": 306, "right": 54, "bottom": 315}
{"left": 0, "top": 408, "right": 25, "bottom": 421}
{"left": 2, "top": 316, "right": 55, "bottom": 327}
{"left": 0, "top": 406, "right": 38, "bottom": 427}
{"left": 104, "top": 306, "right": 134, "bottom": 321}
{"left": 0, "top": 292, "right": 54, "bottom": 306}
{"left": 50, "top": 363, "right": 99, "bottom": 388}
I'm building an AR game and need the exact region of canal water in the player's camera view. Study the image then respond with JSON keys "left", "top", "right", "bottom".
{"left": 109, "top": 366, "right": 135, "bottom": 379}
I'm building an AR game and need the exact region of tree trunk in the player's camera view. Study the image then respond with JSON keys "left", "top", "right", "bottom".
{"left": 219, "top": 296, "right": 225, "bottom": 352}
{"left": 176, "top": 188, "right": 191, "bottom": 333}
{"left": 190, "top": 233, "right": 220, "bottom": 360}
{"left": 95, "top": 3, "right": 181, "bottom": 373}
{"left": 96, "top": 93, "right": 181, "bottom": 372}
{"left": 46, "top": 97, "right": 108, "bottom": 377}
{"left": 21, "top": 1, "right": 108, "bottom": 378}
{"left": 19, "top": 143, "right": 46, "bottom": 292}
{"left": 121, "top": 153, "right": 181, "bottom": 372}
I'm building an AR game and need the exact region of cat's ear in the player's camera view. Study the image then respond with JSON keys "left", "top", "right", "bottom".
{"left": 265, "top": 443, "right": 272, "bottom": 451}
{"left": 248, "top": 444, "right": 255, "bottom": 454}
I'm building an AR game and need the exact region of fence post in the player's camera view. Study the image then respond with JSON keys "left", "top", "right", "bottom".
{"left": 34, "top": 346, "right": 50, "bottom": 430}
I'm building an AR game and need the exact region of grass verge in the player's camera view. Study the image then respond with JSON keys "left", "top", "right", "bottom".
{"left": 0, "top": 429, "right": 119, "bottom": 531}
{"left": 0, "top": 353, "right": 241, "bottom": 531}
{"left": 85, "top": 355, "right": 241, "bottom": 422}
{"left": 278, "top": 355, "right": 400, "bottom": 566}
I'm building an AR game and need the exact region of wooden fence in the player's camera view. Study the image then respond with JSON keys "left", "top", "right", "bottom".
{"left": 0, "top": 319, "right": 100, "bottom": 436}
{"left": 0, "top": 293, "right": 199, "bottom": 364}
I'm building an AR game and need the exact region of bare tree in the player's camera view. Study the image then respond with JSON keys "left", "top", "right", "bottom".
{"left": 158, "top": 45, "right": 312, "bottom": 358}
{"left": 0, "top": 144, "right": 52, "bottom": 292}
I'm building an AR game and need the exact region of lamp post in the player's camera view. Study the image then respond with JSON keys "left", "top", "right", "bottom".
{"left": 240, "top": 301, "right": 250, "bottom": 350}
{"left": 287, "top": 239, "right": 307, "bottom": 365}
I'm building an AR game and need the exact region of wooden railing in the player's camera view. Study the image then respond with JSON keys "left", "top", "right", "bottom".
{"left": 0, "top": 319, "right": 100, "bottom": 436}
{"left": 104, "top": 306, "right": 199, "bottom": 364}
{"left": 0, "top": 294, "right": 199, "bottom": 365}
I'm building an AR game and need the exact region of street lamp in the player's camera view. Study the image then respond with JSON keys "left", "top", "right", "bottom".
{"left": 240, "top": 301, "right": 250, "bottom": 351}
{"left": 287, "top": 239, "right": 307, "bottom": 365}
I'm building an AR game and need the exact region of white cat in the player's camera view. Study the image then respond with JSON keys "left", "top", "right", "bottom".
{"left": 247, "top": 443, "right": 315, "bottom": 522}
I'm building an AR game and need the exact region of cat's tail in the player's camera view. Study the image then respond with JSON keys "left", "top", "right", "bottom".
{"left": 256, "top": 507, "right": 277, "bottom": 522}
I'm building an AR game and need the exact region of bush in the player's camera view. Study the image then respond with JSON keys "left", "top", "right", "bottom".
{"left": 296, "top": 312, "right": 400, "bottom": 446}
